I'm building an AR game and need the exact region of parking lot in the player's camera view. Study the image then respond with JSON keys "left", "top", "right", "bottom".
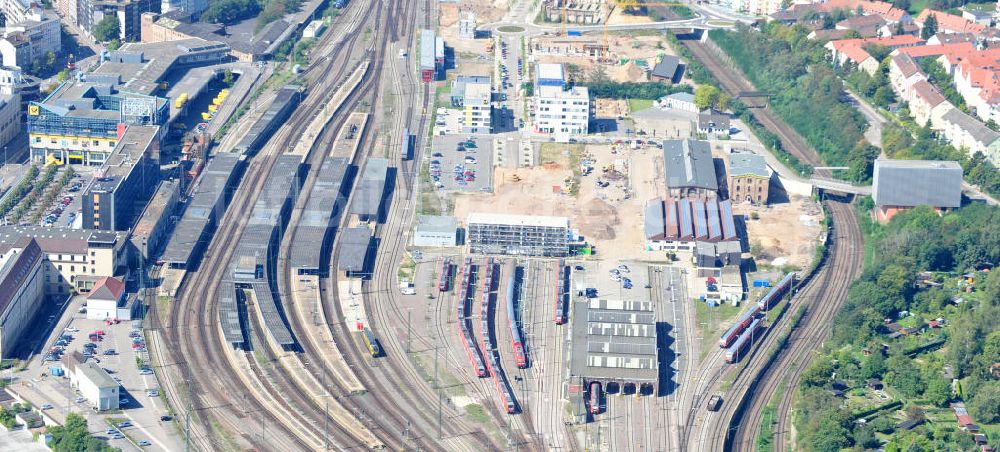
{"left": 573, "top": 260, "right": 655, "bottom": 302}
{"left": 10, "top": 294, "right": 181, "bottom": 451}
{"left": 428, "top": 134, "right": 493, "bottom": 192}
{"left": 2, "top": 164, "right": 91, "bottom": 228}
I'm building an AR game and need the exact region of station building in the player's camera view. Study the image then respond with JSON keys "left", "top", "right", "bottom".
{"left": 27, "top": 81, "right": 168, "bottom": 166}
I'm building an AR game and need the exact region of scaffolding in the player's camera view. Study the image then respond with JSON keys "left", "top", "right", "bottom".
{"left": 467, "top": 213, "right": 570, "bottom": 257}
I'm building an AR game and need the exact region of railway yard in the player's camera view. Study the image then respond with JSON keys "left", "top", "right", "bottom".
{"left": 0, "top": 0, "right": 884, "bottom": 450}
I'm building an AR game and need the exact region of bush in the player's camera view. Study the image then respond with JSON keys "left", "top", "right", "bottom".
{"left": 579, "top": 81, "right": 691, "bottom": 100}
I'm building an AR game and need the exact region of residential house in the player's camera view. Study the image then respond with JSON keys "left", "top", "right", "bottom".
{"left": 836, "top": 14, "right": 887, "bottom": 38}
{"left": 816, "top": 0, "right": 911, "bottom": 24}
{"left": 939, "top": 108, "right": 1000, "bottom": 163}
{"left": 888, "top": 53, "right": 925, "bottom": 100}
{"left": 891, "top": 41, "right": 976, "bottom": 62}
{"left": 698, "top": 108, "right": 730, "bottom": 135}
{"left": 952, "top": 56, "right": 1000, "bottom": 124}
{"left": 908, "top": 80, "right": 952, "bottom": 127}
{"left": 961, "top": 8, "right": 993, "bottom": 26}
{"left": 0, "top": 8, "right": 60, "bottom": 69}
{"left": 826, "top": 35, "right": 924, "bottom": 75}
{"left": 915, "top": 10, "right": 986, "bottom": 35}
{"left": 878, "top": 21, "right": 919, "bottom": 37}
{"left": 926, "top": 32, "right": 979, "bottom": 45}
{"left": 808, "top": 29, "right": 853, "bottom": 41}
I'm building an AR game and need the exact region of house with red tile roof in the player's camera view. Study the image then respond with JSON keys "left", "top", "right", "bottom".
{"left": 826, "top": 35, "right": 924, "bottom": 74}
{"left": 916, "top": 9, "right": 987, "bottom": 34}
{"left": 85, "top": 276, "right": 131, "bottom": 321}
{"left": 816, "top": 0, "right": 911, "bottom": 23}
{"left": 889, "top": 53, "right": 926, "bottom": 100}
{"left": 891, "top": 42, "right": 977, "bottom": 60}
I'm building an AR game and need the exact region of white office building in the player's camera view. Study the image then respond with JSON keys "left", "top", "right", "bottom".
{"left": 72, "top": 362, "right": 120, "bottom": 411}
{"left": 413, "top": 215, "right": 458, "bottom": 247}
{"left": 533, "top": 63, "right": 589, "bottom": 135}
{"left": 462, "top": 81, "right": 492, "bottom": 133}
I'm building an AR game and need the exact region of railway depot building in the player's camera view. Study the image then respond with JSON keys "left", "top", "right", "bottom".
{"left": 467, "top": 213, "right": 569, "bottom": 257}
{"left": 570, "top": 298, "right": 658, "bottom": 395}
{"left": 644, "top": 197, "right": 739, "bottom": 252}
{"left": 664, "top": 139, "right": 719, "bottom": 200}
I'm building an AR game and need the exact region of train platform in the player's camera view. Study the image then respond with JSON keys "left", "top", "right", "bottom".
{"left": 290, "top": 61, "right": 369, "bottom": 156}
{"left": 337, "top": 276, "right": 369, "bottom": 332}
{"left": 290, "top": 275, "right": 365, "bottom": 393}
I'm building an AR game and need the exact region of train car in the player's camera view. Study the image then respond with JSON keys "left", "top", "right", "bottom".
{"left": 362, "top": 328, "right": 382, "bottom": 357}
{"left": 718, "top": 305, "right": 761, "bottom": 348}
{"left": 401, "top": 128, "right": 413, "bottom": 161}
{"left": 554, "top": 264, "right": 570, "bottom": 325}
{"left": 724, "top": 317, "right": 763, "bottom": 363}
{"left": 438, "top": 258, "right": 452, "bottom": 291}
{"left": 757, "top": 272, "right": 796, "bottom": 311}
{"left": 507, "top": 272, "right": 527, "bottom": 368}
{"left": 481, "top": 259, "right": 494, "bottom": 353}
{"left": 334, "top": 0, "right": 347, "bottom": 8}
{"left": 589, "top": 381, "right": 602, "bottom": 414}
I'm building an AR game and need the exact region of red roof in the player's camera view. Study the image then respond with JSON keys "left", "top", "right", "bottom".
{"left": 894, "top": 42, "right": 976, "bottom": 59}
{"left": 88, "top": 276, "right": 125, "bottom": 301}
{"left": 916, "top": 10, "right": 986, "bottom": 34}
{"left": 958, "top": 414, "right": 975, "bottom": 426}
{"left": 818, "top": 0, "right": 907, "bottom": 21}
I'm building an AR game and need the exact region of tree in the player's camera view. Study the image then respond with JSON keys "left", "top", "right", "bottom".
{"left": 969, "top": 383, "right": 1000, "bottom": 424}
{"left": 921, "top": 14, "right": 938, "bottom": 40}
{"left": 92, "top": 16, "right": 120, "bottom": 42}
{"left": 694, "top": 84, "right": 720, "bottom": 110}
{"left": 47, "top": 413, "right": 115, "bottom": 452}
{"left": 222, "top": 69, "right": 235, "bottom": 86}
{"left": 45, "top": 51, "right": 56, "bottom": 69}
{"left": 201, "top": 0, "right": 261, "bottom": 25}
{"left": 107, "top": 39, "right": 120, "bottom": 51}
{"left": 588, "top": 65, "right": 609, "bottom": 84}
{"left": 860, "top": 352, "right": 886, "bottom": 380}
{"left": 56, "top": 69, "right": 70, "bottom": 82}
{"left": 925, "top": 377, "right": 952, "bottom": 407}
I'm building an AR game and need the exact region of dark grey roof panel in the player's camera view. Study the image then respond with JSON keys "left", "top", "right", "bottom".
{"left": 872, "top": 159, "right": 962, "bottom": 208}
{"left": 663, "top": 139, "right": 718, "bottom": 191}
{"left": 251, "top": 281, "right": 294, "bottom": 346}
{"left": 338, "top": 227, "right": 372, "bottom": 272}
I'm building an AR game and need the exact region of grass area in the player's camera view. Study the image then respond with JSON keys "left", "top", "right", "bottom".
{"left": 757, "top": 380, "right": 787, "bottom": 451}
{"left": 464, "top": 404, "right": 491, "bottom": 423}
{"left": 694, "top": 300, "right": 742, "bottom": 361}
{"left": 397, "top": 252, "right": 416, "bottom": 281}
{"left": 706, "top": 20, "right": 735, "bottom": 27}
{"left": 497, "top": 25, "right": 525, "bottom": 33}
{"left": 539, "top": 142, "right": 583, "bottom": 165}
{"left": 627, "top": 98, "right": 654, "bottom": 114}
{"left": 670, "top": 5, "right": 695, "bottom": 18}
{"left": 906, "top": 0, "right": 928, "bottom": 14}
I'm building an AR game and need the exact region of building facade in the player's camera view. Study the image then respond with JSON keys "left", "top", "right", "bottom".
{"left": 0, "top": 238, "right": 44, "bottom": 359}
{"left": 413, "top": 215, "right": 458, "bottom": 247}
{"left": 72, "top": 362, "right": 119, "bottom": 411}
{"left": 727, "top": 153, "right": 770, "bottom": 205}
{"left": 0, "top": 9, "right": 61, "bottom": 69}
{"left": 534, "top": 63, "right": 589, "bottom": 135}
{"left": 85, "top": 276, "right": 128, "bottom": 320}
{"left": 467, "top": 213, "right": 569, "bottom": 256}
{"left": 0, "top": 226, "right": 129, "bottom": 296}
{"left": 77, "top": 0, "right": 161, "bottom": 42}
{"left": 28, "top": 82, "right": 168, "bottom": 166}
{"left": 81, "top": 125, "right": 161, "bottom": 231}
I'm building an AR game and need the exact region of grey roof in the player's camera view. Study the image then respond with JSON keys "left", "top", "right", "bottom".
{"left": 663, "top": 139, "right": 718, "bottom": 191}
{"left": 728, "top": 153, "right": 769, "bottom": 178}
{"left": 350, "top": 158, "right": 389, "bottom": 218}
{"left": 0, "top": 226, "right": 125, "bottom": 255}
{"left": 420, "top": 29, "right": 435, "bottom": 70}
{"left": 0, "top": 239, "right": 41, "bottom": 320}
{"left": 160, "top": 152, "right": 242, "bottom": 266}
{"left": 289, "top": 157, "right": 352, "bottom": 271}
{"left": 76, "top": 362, "right": 118, "bottom": 389}
{"left": 217, "top": 282, "right": 243, "bottom": 346}
{"left": 235, "top": 85, "right": 301, "bottom": 154}
{"left": 85, "top": 125, "right": 159, "bottom": 198}
{"left": 644, "top": 198, "right": 665, "bottom": 240}
{"left": 415, "top": 215, "right": 458, "bottom": 234}
{"left": 892, "top": 53, "right": 920, "bottom": 78}
{"left": 698, "top": 108, "right": 730, "bottom": 131}
{"left": 872, "top": 159, "right": 963, "bottom": 208}
{"left": 570, "top": 299, "right": 658, "bottom": 383}
{"left": 250, "top": 281, "right": 294, "bottom": 346}
{"left": 942, "top": 109, "right": 1000, "bottom": 145}
{"left": 338, "top": 227, "right": 372, "bottom": 272}
{"left": 651, "top": 55, "right": 681, "bottom": 80}
{"left": 666, "top": 92, "right": 695, "bottom": 103}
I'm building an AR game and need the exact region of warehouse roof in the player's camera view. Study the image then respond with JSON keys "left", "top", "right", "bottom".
{"left": 570, "top": 298, "right": 658, "bottom": 383}
{"left": 416, "top": 215, "right": 458, "bottom": 234}
{"left": 350, "top": 158, "right": 388, "bottom": 218}
{"left": 664, "top": 139, "right": 718, "bottom": 191}
{"left": 728, "top": 153, "right": 769, "bottom": 178}
{"left": 872, "top": 159, "right": 962, "bottom": 208}
{"left": 644, "top": 198, "right": 666, "bottom": 240}
{"left": 468, "top": 212, "right": 569, "bottom": 229}
{"left": 651, "top": 55, "right": 681, "bottom": 81}
{"left": 420, "top": 29, "right": 436, "bottom": 70}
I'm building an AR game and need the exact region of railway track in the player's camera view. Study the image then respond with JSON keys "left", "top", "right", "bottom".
{"left": 730, "top": 200, "right": 863, "bottom": 452}
{"left": 680, "top": 38, "right": 828, "bottom": 176}
{"left": 693, "top": 199, "right": 863, "bottom": 451}
{"left": 151, "top": 1, "right": 388, "bottom": 448}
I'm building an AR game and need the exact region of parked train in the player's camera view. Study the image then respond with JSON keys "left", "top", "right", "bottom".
{"left": 589, "top": 382, "right": 602, "bottom": 414}
{"left": 362, "top": 328, "right": 382, "bottom": 357}
{"left": 400, "top": 128, "right": 413, "bottom": 160}
{"left": 457, "top": 258, "right": 488, "bottom": 378}
{"left": 758, "top": 272, "right": 795, "bottom": 311}
{"left": 554, "top": 264, "right": 570, "bottom": 325}
{"left": 724, "top": 317, "right": 763, "bottom": 363}
{"left": 438, "top": 258, "right": 452, "bottom": 291}
{"left": 507, "top": 270, "right": 527, "bottom": 368}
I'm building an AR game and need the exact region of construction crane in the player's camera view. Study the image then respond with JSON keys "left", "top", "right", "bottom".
{"left": 603, "top": 0, "right": 689, "bottom": 53}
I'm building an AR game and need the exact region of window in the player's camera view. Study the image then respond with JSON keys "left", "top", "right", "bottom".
{"left": 58, "top": 264, "right": 62, "bottom": 270}
{"left": 91, "top": 251, "right": 95, "bottom": 257}
{"left": 70, "top": 266, "right": 74, "bottom": 272}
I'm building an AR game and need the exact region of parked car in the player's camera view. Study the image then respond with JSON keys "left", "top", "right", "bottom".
{"left": 138, "top": 440, "right": 151, "bottom": 447}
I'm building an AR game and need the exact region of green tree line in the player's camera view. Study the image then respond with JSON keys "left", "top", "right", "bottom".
{"left": 708, "top": 24, "right": 869, "bottom": 167}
